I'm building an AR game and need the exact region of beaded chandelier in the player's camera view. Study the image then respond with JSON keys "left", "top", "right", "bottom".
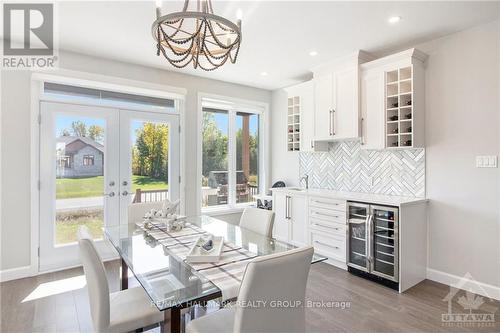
{"left": 152, "top": 0, "right": 242, "bottom": 71}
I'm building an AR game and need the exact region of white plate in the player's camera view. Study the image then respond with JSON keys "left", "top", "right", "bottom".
{"left": 186, "top": 236, "right": 224, "bottom": 263}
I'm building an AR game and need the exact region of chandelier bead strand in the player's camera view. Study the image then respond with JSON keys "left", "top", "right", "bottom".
{"left": 152, "top": 0, "right": 242, "bottom": 71}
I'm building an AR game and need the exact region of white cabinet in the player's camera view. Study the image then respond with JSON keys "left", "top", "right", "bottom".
{"left": 312, "top": 51, "right": 373, "bottom": 144}
{"left": 313, "top": 73, "right": 333, "bottom": 140}
{"left": 360, "top": 48, "right": 427, "bottom": 149}
{"left": 333, "top": 67, "right": 360, "bottom": 140}
{"left": 308, "top": 195, "right": 347, "bottom": 269}
{"left": 313, "top": 69, "right": 359, "bottom": 141}
{"left": 284, "top": 81, "right": 315, "bottom": 152}
{"left": 272, "top": 191, "right": 289, "bottom": 241}
{"left": 360, "top": 69, "right": 385, "bottom": 149}
{"left": 289, "top": 195, "right": 307, "bottom": 246}
{"left": 272, "top": 191, "right": 307, "bottom": 246}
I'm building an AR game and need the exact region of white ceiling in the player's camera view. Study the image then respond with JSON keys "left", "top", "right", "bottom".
{"left": 56, "top": 1, "right": 500, "bottom": 90}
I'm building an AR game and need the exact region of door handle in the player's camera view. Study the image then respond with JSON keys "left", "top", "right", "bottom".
{"left": 121, "top": 190, "right": 132, "bottom": 196}
{"left": 104, "top": 191, "right": 115, "bottom": 197}
{"left": 285, "top": 195, "right": 288, "bottom": 220}
{"left": 331, "top": 108, "right": 336, "bottom": 135}
{"left": 329, "top": 109, "right": 333, "bottom": 136}
{"left": 314, "top": 240, "right": 340, "bottom": 250}
{"left": 360, "top": 117, "right": 364, "bottom": 145}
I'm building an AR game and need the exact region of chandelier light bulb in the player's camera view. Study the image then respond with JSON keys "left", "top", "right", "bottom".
{"left": 155, "top": 0, "right": 162, "bottom": 8}
{"left": 236, "top": 9, "right": 243, "bottom": 20}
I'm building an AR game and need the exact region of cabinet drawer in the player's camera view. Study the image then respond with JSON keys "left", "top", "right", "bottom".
{"left": 309, "top": 206, "right": 346, "bottom": 224}
{"left": 309, "top": 196, "right": 346, "bottom": 212}
{"left": 309, "top": 217, "right": 345, "bottom": 237}
{"left": 311, "top": 231, "right": 346, "bottom": 262}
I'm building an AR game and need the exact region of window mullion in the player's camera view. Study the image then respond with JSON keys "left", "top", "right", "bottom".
{"left": 228, "top": 109, "right": 237, "bottom": 208}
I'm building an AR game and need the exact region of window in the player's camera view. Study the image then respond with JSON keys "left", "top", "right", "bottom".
{"left": 201, "top": 100, "right": 262, "bottom": 211}
{"left": 58, "top": 155, "right": 72, "bottom": 168}
{"left": 83, "top": 155, "right": 95, "bottom": 166}
{"left": 236, "top": 112, "right": 259, "bottom": 204}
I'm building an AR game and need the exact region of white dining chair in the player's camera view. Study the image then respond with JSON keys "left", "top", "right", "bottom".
{"left": 186, "top": 246, "right": 314, "bottom": 333}
{"left": 77, "top": 226, "right": 166, "bottom": 333}
{"left": 128, "top": 201, "right": 164, "bottom": 223}
{"left": 239, "top": 207, "right": 275, "bottom": 237}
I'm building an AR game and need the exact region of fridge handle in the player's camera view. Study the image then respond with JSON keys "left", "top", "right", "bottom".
{"left": 367, "top": 214, "right": 374, "bottom": 269}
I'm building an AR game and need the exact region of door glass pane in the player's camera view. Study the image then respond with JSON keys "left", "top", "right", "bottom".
{"left": 236, "top": 112, "right": 259, "bottom": 204}
{"left": 55, "top": 116, "right": 105, "bottom": 244}
{"left": 130, "top": 120, "right": 170, "bottom": 204}
{"left": 201, "top": 109, "right": 228, "bottom": 207}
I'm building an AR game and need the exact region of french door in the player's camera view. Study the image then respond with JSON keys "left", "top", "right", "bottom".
{"left": 39, "top": 101, "right": 180, "bottom": 271}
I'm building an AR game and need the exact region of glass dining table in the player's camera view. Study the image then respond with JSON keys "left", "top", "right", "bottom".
{"left": 104, "top": 215, "right": 327, "bottom": 333}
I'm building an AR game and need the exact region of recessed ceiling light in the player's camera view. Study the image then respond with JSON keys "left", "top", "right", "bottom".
{"left": 260, "top": 72, "right": 268, "bottom": 76}
{"left": 388, "top": 16, "right": 401, "bottom": 24}
{"left": 309, "top": 51, "right": 318, "bottom": 56}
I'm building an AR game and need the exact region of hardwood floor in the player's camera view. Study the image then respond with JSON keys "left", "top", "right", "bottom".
{"left": 1, "top": 261, "right": 498, "bottom": 332}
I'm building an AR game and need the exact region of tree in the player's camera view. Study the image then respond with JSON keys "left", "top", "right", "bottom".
{"left": 202, "top": 112, "right": 228, "bottom": 177}
{"left": 60, "top": 129, "right": 71, "bottom": 137}
{"left": 88, "top": 125, "right": 104, "bottom": 144}
{"left": 71, "top": 121, "right": 87, "bottom": 137}
{"left": 132, "top": 123, "right": 169, "bottom": 180}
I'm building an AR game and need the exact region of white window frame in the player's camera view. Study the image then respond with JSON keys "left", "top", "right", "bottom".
{"left": 197, "top": 93, "right": 269, "bottom": 215}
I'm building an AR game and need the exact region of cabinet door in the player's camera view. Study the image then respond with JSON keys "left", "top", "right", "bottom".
{"left": 332, "top": 67, "right": 359, "bottom": 140}
{"left": 272, "top": 192, "right": 289, "bottom": 241}
{"left": 289, "top": 195, "right": 308, "bottom": 246}
{"left": 299, "top": 81, "right": 315, "bottom": 152}
{"left": 313, "top": 74, "right": 333, "bottom": 140}
{"left": 360, "top": 70, "right": 385, "bottom": 150}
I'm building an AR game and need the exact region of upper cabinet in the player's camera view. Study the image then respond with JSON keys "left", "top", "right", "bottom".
{"left": 284, "top": 48, "right": 427, "bottom": 152}
{"left": 313, "top": 51, "right": 374, "bottom": 143}
{"left": 285, "top": 80, "right": 317, "bottom": 152}
{"left": 360, "top": 49, "right": 428, "bottom": 149}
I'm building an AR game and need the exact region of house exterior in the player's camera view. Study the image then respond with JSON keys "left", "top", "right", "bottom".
{"left": 56, "top": 136, "right": 104, "bottom": 178}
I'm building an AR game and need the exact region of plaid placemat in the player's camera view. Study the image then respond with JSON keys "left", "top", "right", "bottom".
{"left": 137, "top": 221, "right": 256, "bottom": 300}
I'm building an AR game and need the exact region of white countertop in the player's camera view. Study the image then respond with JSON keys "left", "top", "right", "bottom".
{"left": 270, "top": 187, "right": 427, "bottom": 207}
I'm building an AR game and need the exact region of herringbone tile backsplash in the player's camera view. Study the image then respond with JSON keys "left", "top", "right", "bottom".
{"left": 299, "top": 141, "right": 425, "bottom": 197}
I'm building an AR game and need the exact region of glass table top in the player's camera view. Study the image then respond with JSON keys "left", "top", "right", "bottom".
{"left": 104, "top": 215, "right": 327, "bottom": 311}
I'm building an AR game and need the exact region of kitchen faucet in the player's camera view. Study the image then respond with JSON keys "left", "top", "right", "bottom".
{"left": 300, "top": 174, "right": 309, "bottom": 189}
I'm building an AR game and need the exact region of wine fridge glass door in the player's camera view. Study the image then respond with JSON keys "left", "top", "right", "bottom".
{"left": 347, "top": 202, "right": 370, "bottom": 272}
{"left": 370, "top": 205, "right": 399, "bottom": 282}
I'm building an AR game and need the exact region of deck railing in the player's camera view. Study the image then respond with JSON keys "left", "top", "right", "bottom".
{"left": 133, "top": 188, "right": 169, "bottom": 203}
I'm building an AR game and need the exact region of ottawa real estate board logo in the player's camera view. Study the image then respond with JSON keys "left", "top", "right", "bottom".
{"left": 441, "top": 273, "right": 497, "bottom": 328}
{"left": 2, "top": 3, "right": 58, "bottom": 69}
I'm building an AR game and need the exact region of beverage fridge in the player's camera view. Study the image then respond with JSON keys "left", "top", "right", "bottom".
{"left": 346, "top": 202, "right": 399, "bottom": 290}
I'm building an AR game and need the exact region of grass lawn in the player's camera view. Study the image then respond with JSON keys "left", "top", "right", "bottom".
{"left": 56, "top": 175, "right": 168, "bottom": 199}
{"left": 55, "top": 209, "right": 103, "bottom": 244}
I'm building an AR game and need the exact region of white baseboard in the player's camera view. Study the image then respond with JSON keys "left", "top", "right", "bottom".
{"left": 427, "top": 268, "right": 500, "bottom": 301}
{"left": 1, "top": 255, "right": 119, "bottom": 283}
{"left": 0, "top": 265, "right": 34, "bottom": 283}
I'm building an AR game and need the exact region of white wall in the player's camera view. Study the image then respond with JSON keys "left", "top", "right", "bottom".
{"left": 416, "top": 20, "right": 500, "bottom": 287}
{"left": 270, "top": 89, "right": 300, "bottom": 187}
{"left": 0, "top": 51, "right": 271, "bottom": 271}
{"left": 271, "top": 19, "right": 500, "bottom": 288}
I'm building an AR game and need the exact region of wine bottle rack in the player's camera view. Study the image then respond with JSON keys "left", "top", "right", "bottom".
{"left": 287, "top": 96, "right": 301, "bottom": 151}
{"left": 385, "top": 66, "right": 414, "bottom": 148}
